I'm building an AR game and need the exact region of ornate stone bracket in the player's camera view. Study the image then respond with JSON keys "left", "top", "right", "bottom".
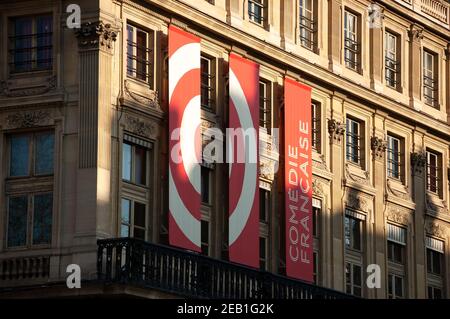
{"left": 75, "top": 21, "right": 118, "bottom": 52}
{"left": 408, "top": 24, "right": 424, "bottom": 42}
{"left": 411, "top": 152, "right": 426, "bottom": 175}
{"left": 259, "top": 128, "right": 279, "bottom": 182}
{"left": 312, "top": 179, "right": 324, "bottom": 198}
{"left": 328, "top": 119, "right": 345, "bottom": 144}
{"left": 371, "top": 136, "right": 387, "bottom": 160}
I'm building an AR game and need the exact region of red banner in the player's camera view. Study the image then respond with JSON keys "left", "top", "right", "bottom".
{"left": 284, "top": 78, "right": 313, "bottom": 282}
{"left": 228, "top": 53, "right": 260, "bottom": 268}
{"left": 168, "top": 25, "right": 201, "bottom": 252}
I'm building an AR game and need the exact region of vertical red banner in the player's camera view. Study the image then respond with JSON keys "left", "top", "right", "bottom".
{"left": 284, "top": 78, "right": 313, "bottom": 282}
{"left": 228, "top": 53, "right": 260, "bottom": 268}
{"left": 168, "top": 25, "right": 201, "bottom": 252}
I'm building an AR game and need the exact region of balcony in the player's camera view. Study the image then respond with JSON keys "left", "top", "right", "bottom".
{"left": 394, "top": 0, "right": 450, "bottom": 28}
{"left": 97, "top": 238, "right": 354, "bottom": 299}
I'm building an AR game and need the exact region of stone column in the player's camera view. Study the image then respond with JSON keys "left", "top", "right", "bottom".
{"left": 227, "top": 0, "right": 244, "bottom": 26}
{"left": 408, "top": 25, "right": 424, "bottom": 111}
{"left": 328, "top": 0, "right": 342, "bottom": 75}
{"left": 411, "top": 128, "right": 427, "bottom": 298}
{"left": 369, "top": 5, "right": 385, "bottom": 93}
{"left": 280, "top": 0, "right": 296, "bottom": 51}
{"left": 445, "top": 45, "right": 450, "bottom": 123}
{"left": 328, "top": 95, "right": 346, "bottom": 291}
{"left": 370, "top": 112, "right": 388, "bottom": 298}
{"left": 73, "top": 21, "right": 118, "bottom": 278}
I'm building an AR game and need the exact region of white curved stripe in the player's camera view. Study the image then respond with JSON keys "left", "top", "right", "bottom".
{"left": 180, "top": 95, "right": 201, "bottom": 193}
{"left": 169, "top": 169, "right": 201, "bottom": 247}
{"left": 169, "top": 42, "right": 201, "bottom": 103}
{"left": 228, "top": 69, "right": 258, "bottom": 245}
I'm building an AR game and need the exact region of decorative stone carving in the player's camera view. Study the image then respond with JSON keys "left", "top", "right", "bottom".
{"left": 411, "top": 152, "right": 426, "bottom": 175}
{"left": 6, "top": 110, "right": 51, "bottom": 128}
{"left": 408, "top": 25, "right": 424, "bottom": 42}
{"left": 259, "top": 128, "right": 279, "bottom": 182}
{"left": 312, "top": 179, "right": 324, "bottom": 197}
{"left": 345, "top": 163, "right": 370, "bottom": 186}
{"left": 371, "top": 136, "right": 387, "bottom": 160}
{"left": 312, "top": 154, "right": 329, "bottom": 171}
{"left": 76, "top": 21, "right": 118, "bottom": 52}
{"left": 426, "top": 221, "right": 447, "bottom": 239}
{"left": 124, "top": 80, "right": 160, "bottom": 109}
{"left": 426, "top": 199, "right": 448, "bottom": 215}
{"left": 328, "top": 119, "right": 345, "bottom": 143}
{"left": 386, "top": 179, "right": 410, "bottom": 201}
{"left": 386, "top": 205, "right": 410, "bottom": 225}
{"left": 124, "top": 114, "right": 157, "bottom": 138}
{"left": 1, "top": 76, "right": 56, "bottom": 97}
{"left": 345, "top": 191, "right": 369, "bottom": 213}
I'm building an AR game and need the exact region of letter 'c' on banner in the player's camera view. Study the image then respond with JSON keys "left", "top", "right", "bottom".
{"left": 228, "top": 53, "right": 259, "bottom": 268}
{"left": 168, "top": 25, "right": 201, "bottom": 252}
{"left": 284, "top": 78, "right": 313, "bottom": 282}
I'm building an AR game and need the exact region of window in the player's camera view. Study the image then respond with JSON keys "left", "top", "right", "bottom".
{"left": 259, "top": 188, "right": 270, "bottom": 270}
{"left": 201, "top": 220, "right": 210, "bottom": 256}
{"left": 346, "top": 118, "right": 362, "bottom": 166}
{"left": 387, "top": 224, "right": 406, "bottom": 264}
{"left": 311, "top": 101, "right": 321, "bottom": 152}
{"left": 423, "top": 50, "right": 438, "bottom": 108}
{"left": 9, "top": 14, "right": 53, "bottom": 73}
{"left": 121, "top": 198, "right": 147, "bottom": 240}
{"left": 248, "top": 0, "right": 266, "bottom": 26}
{"left": 201, "top": 56, "right": 215, "bottom": 110}
{"left": 6, "top": 131, "right": 54, "bottom": 248}
{"left": 385, "top": 32, "right": 400, "bottom": 89}
{"left": 259, "top": 237, "right": 268, "bottom": 270}
{"left": 313, "top": 251, "right": 318, "bottom": 284}
{"left": 9, "top": 132, "right": 54, "bottom": 177}
{"left": 122, "top": 138, "right": 149, "bottom": 186}
{"left": 387, "top": 135, "right": 403, "bottom": 180}
{"left": 428, "top": 286, "right": 443, "bottom": 299}
{"left": 344, "top": 10, "right": 360, "bottom": 71}
{"left": 259, "top": 80, "right": 272, "bottom": 134}
{"left": 345, "top": 215, "right": 362, "bottom": 251}
{"left": 313, "top": 205, "right": 320, "bottom": 237}
{"left": 201, "top": 166, "right": 211, "bottom": 204}
{"left": 427, "top": 247, "right": 443, "bottom": 275}
{"left": 426, "top": 150, "right": 441, "bottom": 195}
{"left": 345, "top": 262, "right": 362, "bottom": 296}
{"left": 127, "top": 24, "right": 153, "bottom": 85}
{"left": 259, "top": 189, "right": 270, "bottom": 223}
{"left": 388, "top": 274, "right": 404, "bottom": 299}
{"left": 299, "top": 0, "right": 317, "bottom": 50}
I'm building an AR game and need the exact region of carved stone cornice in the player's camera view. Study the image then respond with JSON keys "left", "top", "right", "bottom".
{"left": 312, "top": 178, "right": 324, "bottom": 198}
{"left": 75, "top": 21, "right": 118, "bottom": 52}
{"left": 328, "top": 119, "right": 345, "bottom": 144}
{"left": 408, "top": 25, "right": 424, "bottom": 42}
{"left": 1, "top": 76, "right": 56, "bottom": 97}
{"left": 425, "top": 221, "right": 447, "bottom": 239}
{"left": 386, "top": 204, "right": 410, "bottom": 225}
{"left": 367, "top": 3, "right": 385, "bottom": 28}
{"left": 345, "top": 190, "right": 370, "bottom": 213}
{"left": 6, "top": 110, "right": 51, "bottom": 129}
{"left": 124, "top": 80, "right": 161, "bottom": 110}
{"left": 124, "top": 114, "right": 157, "bottom": 139}
{"left": 345, "top": 163, "right": 370, "bottom": 186}
{"left": 411, "top": 152, "right": 426, "bottom": 175}
{"left": 371, "top": 136, "right": 387, "bottom": 160}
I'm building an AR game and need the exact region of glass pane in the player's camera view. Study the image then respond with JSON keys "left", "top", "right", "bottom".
{"left": 14, "top": 17, "right": 33, "bottom": 72}
{"left": 122, "top": 143, "right": 132, "bottom": 181}
{"left": 36, "top": 15, "right": 53, "bottom": 69}
{"left": 426, "top": 249, "right": 432, "bottom": 273}
{"left": 353, "top": 264, "right": 362, "bottom": 286}
{"left": 395, "top": 276, "right": 403, "bottom": 297}
{"left": 127, "top": 25, "right": 134, "bottom": 76}
{"left": 135, "top": 146, "right": 147, "bottom": 185}
{"left": 134, "top": 202, "right": 146, "bottom": 228}
{"left": 201, "top": 167, "right": 210, "bottom": 204}
{"left": 35, "top": 133, "right": 54, "bottom": 175}
{"left": 388, "top": 274, "right": 393, "bottom": 296}
{"left": 201, "top": 220, "right": 209, "bottom": 245}
{"left": 10, "top": 135, "right": 30, "bottom": 176}
{"left": 33, "top": 193, "right": 53, "bottom": 245}
{"left": 121, "top": 198, "right": 131, "bottom": 224}
{"left": 136, "top": 30, "right": 147, "bottom": 81}
{"left": 201, "top": 57, "right": 210, "bottom": 107}
{"left": 344, "top": 217, "right": 350, "bottom": 249}
{"left": 432, "top": 251, "right": 441, "bottom": 274}
{"left": 8, "top": 196, "right": 28, "bottom": 247}
{"left": 134, "top": 227, "right": 145, "bottom": 240}
{"left": 121, "top": 225, "right": 129, "bottom": 237}
{"left": 352, "top": 218, "right": 361, "bottom": 250}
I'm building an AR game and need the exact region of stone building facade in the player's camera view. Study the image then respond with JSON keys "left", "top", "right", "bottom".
{"left": 0, "top": 0, "right": 449, "bottom": 299}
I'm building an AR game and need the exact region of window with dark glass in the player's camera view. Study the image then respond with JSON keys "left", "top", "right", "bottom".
{"left": 388, "top": 241, "right": 405, "bottom": 264}
{"left": 201, "top": 220, "right": 209, "bottom": 256}
{"left": 9, "top": 14, "right": 53, "bottom": 73}
{"left": 311, "top": 101, "right": 321, "bottom": 152}
{"left": 313, "top": 251, "right": 318, "bottom": 284}
{"left": 299, "top": 0, "right": 317, "bottom": 50}
{"left": 259, "top": 80, "right": 271, "bottom": 134}
{"left": 201, "top": 166, "right": 211, "bottom": 204}
{"left": 427, "top": 248, "right": 443, "bottom": 275}
{"left": 346, "top": 118, "right": 362, "bottom": 166}
{"left": 387, "top": 135, "right": 402, "bottom": 180}
{"left": 345, "top": 215, "right": 361, "bottom": 251}
{"left": 248, "top": 0, "right": 266, "bottom": 26}
{"left": 428, "top": 286, "right": 443, "bottom": 299}
{"left": 426, "top": 150, "right": 441, "bottom": 195}
{"left": 423, "top": 50, "right": 438, "bottom": 108}
{"left": 313, "top": 206, "right": 320, "bottom": 237}
{"left": 121, "top": 198, "right": 146, "bottom": 240}
{"left": 345, "top": 262, "right": 362, "bottom": 296}
{"left": 385, "top": 32, "right": 400, "bottom": 89}
{"left": 388, "top": 274, "right": 404, "bottom": 299}
{"left": 259, "top": 188, "right": 270, "bottom": 223}
{"left": 127, "top": 24, "right": 153, "bottom": 86}
{"left": 344, "top": 10, "right": 360, "bottom": 71}
{"left": 122, "top": 140, "right": 148, "bottom": 186}
{"left": 259, "top": 237, "right": 267, "bottom": 270}
{"left": 201, "top": 55, "right": 215, "bottom": 110}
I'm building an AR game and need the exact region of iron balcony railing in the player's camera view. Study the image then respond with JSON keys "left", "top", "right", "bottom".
{"left": 97, "top": 237, "right": 355, "bottom": 299}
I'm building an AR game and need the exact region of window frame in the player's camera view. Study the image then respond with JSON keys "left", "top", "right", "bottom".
{"left": 423, "top": 49, "right": 438, "bottom": 108}
{"left": 200, "top": 54, "right": 216, "bottom": 111}
{"left": 344, "top": 9, "right": 361, "bottom": 72}
{"left": 385, "top": 31, "right": 401, "bottom": 90}
{"left": 344, "top": 214, "right": 362, "bottom": 252}
{"left": 387, "top": 134, "right": 403, "bottom": 181}
{"left": 311, "top": 101, "right": 321, "bottom": 153}
{"left": 120, "top": 197, "right": 148, "bottom": 241}
{"left": 345, "top": 262, "right": 363, "bottom": 297}
{"left": 248, "top": 0, "right": 267, "bottom": 27}
{"left": 426, "top": 149, "right": 442, "bottom": 196}
{"left": 126, "top": 23, "right": 154, "bottom": 88}
{"left": 388, "top": 273, "right": 405, "bottom": 299}
{"left": 346, "top": 117, "right": 363, "bottom": 167}
{"left": 299, "top": 0, "right": 317, "bottom": 51}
